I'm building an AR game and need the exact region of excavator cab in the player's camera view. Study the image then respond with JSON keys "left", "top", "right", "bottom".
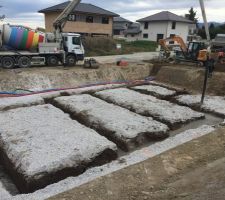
{"left": 186, "top": 42, "right": 206, "bottom": 61}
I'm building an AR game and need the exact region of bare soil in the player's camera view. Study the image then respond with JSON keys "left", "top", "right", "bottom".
{"left": 49, "top": 127, "right": 225, "bottom": 200}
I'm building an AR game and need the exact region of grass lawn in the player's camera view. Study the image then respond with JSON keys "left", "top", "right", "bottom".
{"left": 83, "top": 37, "right": 157, "bottom": 57}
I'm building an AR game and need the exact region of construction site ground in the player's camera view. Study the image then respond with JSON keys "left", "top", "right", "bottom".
{"left": 0, "top": 53, "right": 224, "bottom": 200}
{"left": 49, "top": 126, "right": 225, "bottom": 200}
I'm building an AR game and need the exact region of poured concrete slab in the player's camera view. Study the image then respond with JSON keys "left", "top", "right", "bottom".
{"left": 0, "top": 104, "right": 117, "bottom": 193}
{"left": 96, "top": 88, "right": 204, "bottom": 127}
{"left": 0, "top": 95, "right": 44, "bottom": 111}
{"left": 132, "top": 84, "right": 176, "bottom": 99}
{"left": 54, "top": 95, "right": 169, "bottom": 151}
{"left": 176, "top": 95, "right": 225, "bottom": 117}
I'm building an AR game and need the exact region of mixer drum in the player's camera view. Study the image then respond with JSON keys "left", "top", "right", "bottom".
{"left": 3, "top": 25, "right": 45, "bottom": 50}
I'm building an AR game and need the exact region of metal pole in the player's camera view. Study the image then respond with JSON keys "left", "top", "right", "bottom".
{"left": 199, "top": 0, "right": 211, "bottom": 105}
{"left": 201, "top": 63, "right": 209, "bottom": 104}
{"left": 199, "top": 0, "right": 210, "bottom": 42}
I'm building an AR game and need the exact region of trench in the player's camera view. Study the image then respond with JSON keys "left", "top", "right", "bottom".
{"left": 1, "top": 94, "right": 223, "bottom": 196}
{"left": 0, "top": 63, "right": 224, "bottom": 197}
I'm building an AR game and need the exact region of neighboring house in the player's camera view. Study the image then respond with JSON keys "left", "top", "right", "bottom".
{"left": 137, "top": 11, "right": 194, "bottom": 43}
{"left": 39, "top": 2, "right": 119, "bottom": 37}
{"left": 113, "top": 17, "right": 132, "bottom": 37}
{"left": 124, "top": 23, "right": 142, "bottom": 41}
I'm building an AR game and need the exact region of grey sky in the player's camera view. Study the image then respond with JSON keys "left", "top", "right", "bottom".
{"left": 1, "top": 0, "right": 225, "bottom": 28}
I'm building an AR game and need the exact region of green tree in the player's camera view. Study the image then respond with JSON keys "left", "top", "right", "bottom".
{"left": 187, "top": 7, "right": 198, "bottom": 23}
{"left": 209, "top": 23, "right": 215, "bottom": 29}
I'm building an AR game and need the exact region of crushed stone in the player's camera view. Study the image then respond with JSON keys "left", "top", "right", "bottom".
{"left": 176, "top": 95, "right": 225, "bottom": 117}
{"left": 0, "top": 96, "right": 44, "bottom": 111}
{"left": 132, "top": 84, "right": 176, "bottom": 99}
{"left": 0, "top": 104, "right": 117, "bottom": 193}
{"left": 54, "top": 94, "right": 169, "bottom": 151}
{"left": 11, "top": 125, "right": 214, "bottom": 200}
{"left": 95, "top": 88, "right": 204, "bottom": 126}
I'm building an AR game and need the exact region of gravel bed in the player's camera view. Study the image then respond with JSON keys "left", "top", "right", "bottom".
{"left": 0, "top": 104, "right": 117, "bottom": 193}
{"left": 10, "top": 125, "right": 215, "bottom": 200}
{"left": 0, "top": 96, "right": 44, "bottom": 111}
{"left": 176, "top": 95, "right": 225, "bottom": 117}
{"left": 132, "top": 84, "right": 177, "bottom": 99}
{"left": 54, "top": 94, "right": 169, "bottom": 151}
{"left": 95, "top": 88, "right": 204, "bottom": 127}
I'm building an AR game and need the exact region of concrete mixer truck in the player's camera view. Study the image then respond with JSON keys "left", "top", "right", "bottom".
{"left": 0, "top": 0, "right": 84, "bottom": 69}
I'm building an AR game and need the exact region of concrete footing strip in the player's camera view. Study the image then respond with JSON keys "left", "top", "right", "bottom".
{"left": 54, "top": 94, "right": 169, "bottom": 151}
{"left": 132, "top": 84, "right": 177, "bottom": 99}
{"left": 95, "top": 88, "right": 204, "bottom": 127}
{"left": 0, "top": 104, "right": 117, "bottom": 193}
{"left": 11, "top": 125, "right": 215, "bottom": 200}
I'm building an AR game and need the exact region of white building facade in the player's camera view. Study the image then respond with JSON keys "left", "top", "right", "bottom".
{"left": 137, "top": 11, "right": 194, "bottom": 43}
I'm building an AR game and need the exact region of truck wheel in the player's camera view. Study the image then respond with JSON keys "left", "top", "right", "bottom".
{"left": 66, "top": 55, "right": 76, "bottom": 66}
{"left": 18, "top": 56, "right": 31, "bottom": 68}
{"left": 2, "top": 57, "right": 15, "bottom": 69}
{"left": 47, "top": 56, "right": 59, "bottom": 66}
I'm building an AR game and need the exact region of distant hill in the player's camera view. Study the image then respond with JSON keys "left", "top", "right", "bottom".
{"left": 198, "top": 22, "right": 224, "bottom": 28}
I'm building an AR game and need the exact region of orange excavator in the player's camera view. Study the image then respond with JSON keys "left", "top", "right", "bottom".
{"left": 159, "top": 36, "right": 206, "bottom": 64}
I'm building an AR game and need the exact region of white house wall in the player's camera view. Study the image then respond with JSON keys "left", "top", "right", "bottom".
{"left": 141, "top": 21, "right": 168, "bottom": 41}
{"left": 140, "top": 21, "right": 189, "bottom": 43}
{"left": 167, "top": 21, "right": 189, "bottom": 43}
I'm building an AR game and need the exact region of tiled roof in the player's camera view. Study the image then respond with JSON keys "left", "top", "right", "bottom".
{"left": 113, "top": 17, "right": 132, "bottom": 23}
{"left": 39, "top": 1, "right": 119, "bottom": 17}
{"left": 137, "top": 11, "right": 193, "bottom": 23}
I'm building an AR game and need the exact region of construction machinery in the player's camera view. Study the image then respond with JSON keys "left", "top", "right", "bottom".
{"left": 159, "top": 36, "right": 206, "bottom": 64}
{"left": 0, "top": 0, "right": 84, "bottom": 69}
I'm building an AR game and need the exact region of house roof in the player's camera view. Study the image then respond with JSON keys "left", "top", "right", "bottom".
{"left": 125, "top": 23, "right": 141, "bottom": 35}
{"left": 39, "top": 1, "right": 119, "bottom": 17}
{"left": 113, "top": 17, "right": 132, "bottom": 23}
{"left": 113, "top": 24, "right": 127, "bottom": 30}
{"left": 137, "top": 11, "right": 193, "bottom": 23}
{"left": 125, "top": 28, "right": 141, "bottom": 35}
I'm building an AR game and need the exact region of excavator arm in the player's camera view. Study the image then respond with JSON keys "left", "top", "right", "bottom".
{"left": 159, "top": 36, "right": 187, "bottom": 53}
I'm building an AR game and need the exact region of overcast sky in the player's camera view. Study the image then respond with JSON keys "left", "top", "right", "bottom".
{"left": 1, "top": 0, "right": 225, "bottom": 28}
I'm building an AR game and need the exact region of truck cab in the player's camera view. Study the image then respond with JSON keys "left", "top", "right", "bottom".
{"left": 62, "top": 33, "right": 84, "bottom": 62}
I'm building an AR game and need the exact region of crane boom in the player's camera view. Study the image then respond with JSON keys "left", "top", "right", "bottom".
{"left": 53, "top": 0, "right": 81, "bottom": 43}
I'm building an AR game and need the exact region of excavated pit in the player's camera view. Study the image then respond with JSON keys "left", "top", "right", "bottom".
{"left": 0, "top": 63, "right": 224, "bottom": 199}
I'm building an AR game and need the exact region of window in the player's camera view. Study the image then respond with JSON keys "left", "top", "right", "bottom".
{"left": 157, "top": 34, "right": 164, "bottom": 42}
{"left": 63, "top": 36, "right": 68, "bottom": 42}
{"left": 144, "top": 22, "right": 148, "bottom": 29}
{"left": 86, "top": 16, "right": 94, "bottom": 23}
{"left": 68, "top": 14, "right": 76, "bottom": 21}
{"left": 143, "top": 34, "right": 148, "bottom": 39}
{"left": 172, "top": 21, "right": 176, "bottom": 29}
{"left": 102, "top": 17, "right": 109, "bottom": 24}
{"left": 72, "top": 37, "right": 81, "bottom": 45}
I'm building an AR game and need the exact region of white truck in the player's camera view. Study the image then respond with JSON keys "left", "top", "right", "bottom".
{"left": 0, "top": 0, "right": 84, "bottom": 69}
